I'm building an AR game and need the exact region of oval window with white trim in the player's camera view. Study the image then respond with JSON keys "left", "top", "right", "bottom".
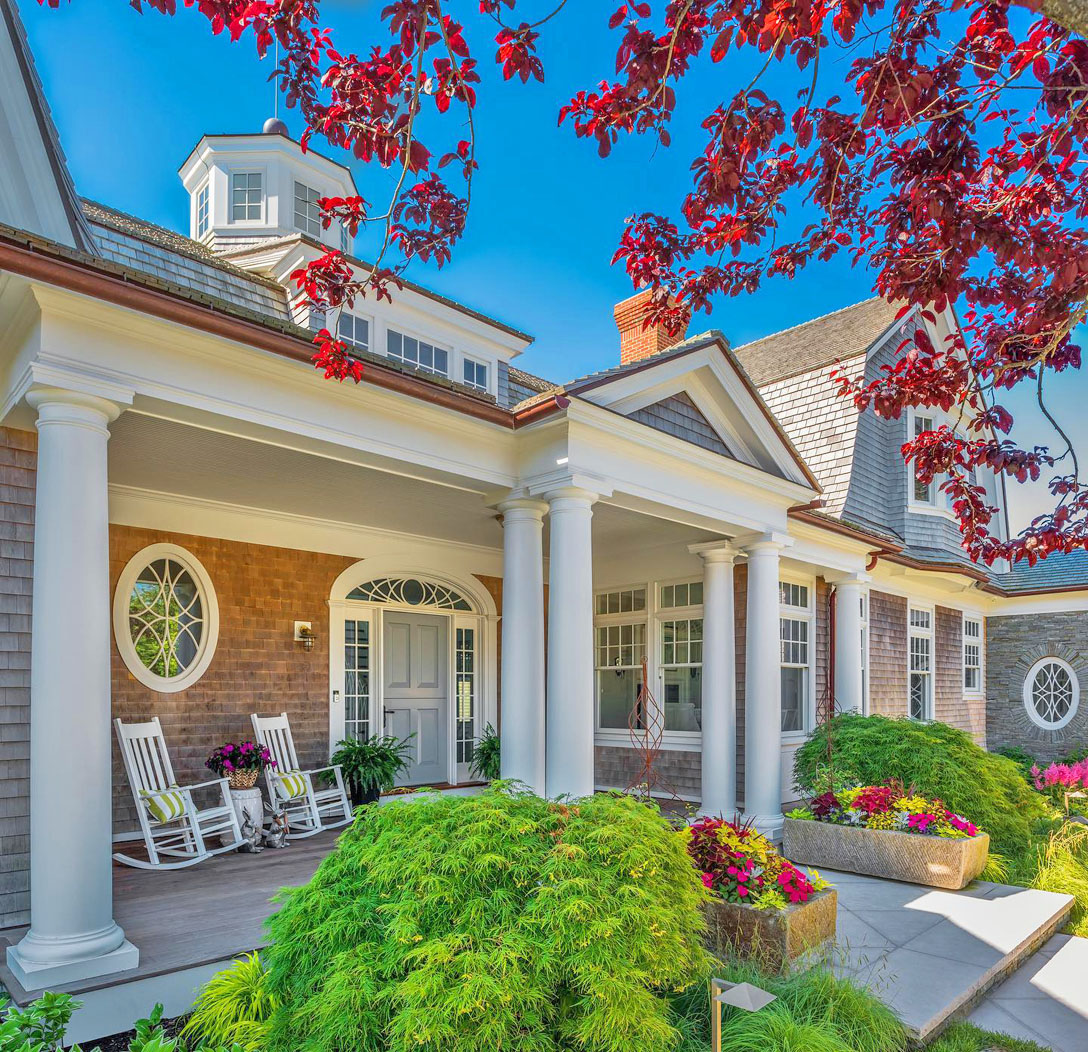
{"left": 114, "top": 544, "right": 219, "bottom": 692}
{"left": 1023, "top": 657, "right": 1080, "bottom": 730}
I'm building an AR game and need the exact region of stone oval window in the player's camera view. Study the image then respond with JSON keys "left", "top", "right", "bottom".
{"left": 113, "top": 544, "right": 219, "bottom": 693}
{"left": 1023, "top": 657, "right": 1080, "bottom": 731}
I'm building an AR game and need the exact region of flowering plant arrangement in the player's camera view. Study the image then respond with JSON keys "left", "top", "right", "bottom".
{"left": 1031, "top": 759, "right": 1088, "bottom": 807}
{"left": 683, "top": 817, "right": 830, "bottom": 911}
{"left": 790, "top": 780, "right": 980, "bottom": 838}
{"left": 205, "top": 741, "right": 277, "bottom": 777}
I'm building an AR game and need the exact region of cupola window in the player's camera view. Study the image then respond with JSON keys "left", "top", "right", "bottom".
{"left": 294, "top": 181, "right": 322, "bottom": 237}
{"left": 231, "top": 171, "right": 263, "bottom": 221}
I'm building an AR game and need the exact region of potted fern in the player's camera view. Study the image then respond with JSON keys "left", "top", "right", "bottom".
{"left": 470, "top": 724, "right": 501, "bottom": 781}
{"left": 330, "top": 735, "right": 413, "bottom": 806}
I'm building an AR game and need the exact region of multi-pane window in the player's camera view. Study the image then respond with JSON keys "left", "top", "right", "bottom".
{"left": 595, "top": 622, "right": 647, "bottom": 730}
{"left": 340, "top": 223, "right": 351, "bottom": 254}
{"left": 661, "top": 617, "right": 703, "bottom": 731}
{"left": 387, "top": 329, "right": 449, "bottom": 376}
{"left": 343, "top": 619, "right": 371, "bottom": 741}
{"left": 337, "top": 312, "right": 370, "bottom": 351}
{"left": 595, "top": 587, "right": 646, "bottom": 615}
{"left": 230, "top": 171, "right": 262, "bottom": 221}
{"left": 780, "top": 581, "right": 813, "bottom": 733}
{"left": 294, "top": 181, "right": 322, "bottom": 237}
{"left": 963, "top": 617, "right": 983, "bottom": 693}
{"left": 661, "top": 581, "right": 703, "bottom": 609}
{"left": 912, "top": 414, "right": 936, "bottom": 504}
{"left": 195, "top": 183, "right": 210, "bottom": 238}
{"left": 456, "top": 627, "right": 475, "bottom": 764}
{"left": 463, "top": 358, "right": 489, "bottom": 392}
{"left": 909, "top": 607, "right": 933, "bottom": 719}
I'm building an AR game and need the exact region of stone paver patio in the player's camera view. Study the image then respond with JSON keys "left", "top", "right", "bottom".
{"left": 824, "top": 868, "right": 1078, "bottom": 1043}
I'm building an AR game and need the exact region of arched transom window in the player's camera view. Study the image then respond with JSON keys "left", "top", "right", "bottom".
{"left": 347, "top": 577, "right": 473, "bottom": 611}
{"left": 1023, "top": 657, "right": 1080, "bottom": 730}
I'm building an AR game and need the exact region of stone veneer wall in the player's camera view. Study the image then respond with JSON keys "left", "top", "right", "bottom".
{"left": 0, "top": 429, "right": 35, "bottom": 926}
{"left": 110, "top": 526, "right": 356, "bottom": 835}
{"left": 986, "top": 612, "right": 1088, "bottom": 760}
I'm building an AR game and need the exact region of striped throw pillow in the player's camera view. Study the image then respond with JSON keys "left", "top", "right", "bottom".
{"left": 277, "top": 771, "right": 308, "bottom": 800}
{"left": 140, "top": 785, "right": 186, "bottom": 824}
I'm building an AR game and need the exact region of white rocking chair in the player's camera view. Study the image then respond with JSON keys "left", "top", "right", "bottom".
{"left": 251, "top": 712, "right": 353, "bottom": 839}
{"left": 114, "top": 717, "right": 244, "bottom": 870}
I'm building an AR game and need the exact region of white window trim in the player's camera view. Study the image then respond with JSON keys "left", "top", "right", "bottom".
{"left": 860, "top": 589, "right": 871, "bottom": 716}
{"left": 906, "top": 409, "right": 964, "bottom": 522}
{"left": 963, "top": 615, "right": 984, "bottom": 697}
{"left": 655, "top": 576, "right": 704, "bottom": 743}
{"left": 779, "top": 573, "right": 816, "bottom": 743}
{"left": 385, "top": 324, "right": 451, "bottom": 378}
{"left": 593, "top": 582, "right": 651, "bottom": 746}
{"left": 228, "top": 168, "right": 266, "bottom": 225}
{"left": 293, "top": 179, "right": 323, "bottom": 238}
{"left": 113, "top": 543, "right": 220, "bottom": 694}
{"left": 1023, "top": 656, "right": 1080, "bottom": 731}
{"left": 907, "top": 602, "right": 935, "bottom": 720}
{"left": 460, "top": 353, "right": 491, "bottom": 394}
{"left": 336, "top": 309, "right": 372, "bottom": 352}
{"left": 194, "top": 180, "right": 210, "bottom": 239}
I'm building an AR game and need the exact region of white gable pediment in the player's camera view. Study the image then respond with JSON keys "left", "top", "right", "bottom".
{"left": 572, "top": 338, "right": 817, "bottom": 489}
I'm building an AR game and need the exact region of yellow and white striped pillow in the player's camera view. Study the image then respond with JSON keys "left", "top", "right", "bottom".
{"left": 276, "top": 771, "right": 308, "bottom": 800}
{"left": 140, "top": 785, "right": 186, "bottom": 824}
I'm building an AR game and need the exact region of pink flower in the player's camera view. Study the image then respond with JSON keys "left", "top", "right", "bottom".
{"left": 701, "top": 873, "right": 714, "bottom": 889}
{"left": 737, "top": 886, "right": 749, "bottom": 896}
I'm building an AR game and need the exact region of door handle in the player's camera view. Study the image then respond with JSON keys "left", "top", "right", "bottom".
{"left": 332, "top": 690, "right": 341, "bottom": 705}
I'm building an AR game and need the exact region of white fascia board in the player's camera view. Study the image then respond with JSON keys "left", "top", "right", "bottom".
{"left": 987, "top": 591, "right": 1088, "bottom": 616}
{"left": 781, "top": 522, "right": 873, "bottom": 578}
{"left": 180, "top": 135, "right": 356, "bottom": 195}
{"left": 868, "top": 560, "right": 990, "bottom": 612}
{"left": 31, "top": 286, "right": 518, "bottom": 488}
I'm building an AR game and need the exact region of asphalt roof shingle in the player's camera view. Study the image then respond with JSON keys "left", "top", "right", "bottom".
{"left": 996, "top": 548, "right": 1088, "bottom": 593}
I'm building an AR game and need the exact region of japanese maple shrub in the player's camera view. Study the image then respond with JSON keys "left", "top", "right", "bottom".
{"left": 260, "top": 786, "right": 709, "bottom": 1052}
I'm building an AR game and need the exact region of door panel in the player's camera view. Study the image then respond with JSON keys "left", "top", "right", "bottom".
{"left": 382, "top": 612, "right": 448, "bottom": 785}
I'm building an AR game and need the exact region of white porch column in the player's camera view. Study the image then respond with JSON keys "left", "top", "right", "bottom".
{"left": 543, "top": 486, "right": 598, "bottom": 799}
{"left": 691, "top": 542, "right": 738, "bottom": 817}
{"left": 8, "top": 388, "right": 139, "bottom": 990}
{"left": 497, "top": 498, "right": 547, "bottom": 794}
{"left": 834, "top": 577, "right": 866, "bottom": 715}
{"left": 742, "top": 537, "right": 786, "bottom": 836}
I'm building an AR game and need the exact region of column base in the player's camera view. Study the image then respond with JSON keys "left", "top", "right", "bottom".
{"left": 741, "top": 812, "right": 785, "bottom": 841}
{"left": 7, "top": 926, "right": 139, "bottom": 991}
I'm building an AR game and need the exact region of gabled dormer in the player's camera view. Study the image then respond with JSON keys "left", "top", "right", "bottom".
{"left": 178, "top": 118, "right": 358, "bottom": 255}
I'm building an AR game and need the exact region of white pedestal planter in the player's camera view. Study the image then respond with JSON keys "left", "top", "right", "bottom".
{"left": 223, "top": 787, "right": 264, "bottom": 848}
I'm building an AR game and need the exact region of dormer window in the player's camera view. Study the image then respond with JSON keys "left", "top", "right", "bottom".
{"left": 195, "top": 183, "right": 210, "bottom": 239}
{"left": 294, "top": 181, "right": 322, "bottom": 237}
{"left": 912, "top": 413, "right": 936, "bottom": 504}
{"left": 337, "top": 312, "right": 369, "bottom": 351}
{"left": 387, "top": 328, "right": 448, "bottom": 377}
{"left": 462, "top": 357, "right": 489, "bottom": 392}
{"left": 231, "top": 172, "right": 263, "bottom": 222}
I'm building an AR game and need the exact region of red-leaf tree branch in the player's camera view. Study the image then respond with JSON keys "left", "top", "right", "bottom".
{"left": 44, "top": 0, "right": 1088, "bottom": 567}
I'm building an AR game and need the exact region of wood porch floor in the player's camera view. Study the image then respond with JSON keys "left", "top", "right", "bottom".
{"left": 0, "top": 828, "right": 342, "bottom": 1006}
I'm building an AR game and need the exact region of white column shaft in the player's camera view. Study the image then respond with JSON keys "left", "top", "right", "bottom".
{"left": 498, "top": 500, "right": 547, "bottom": 794}
{"left": 699, "top": 549, "right": 736, "bottom": 816}
{"left": 8, "top": 390, "right": 137, "bottom": 989}
{"left": 743, "top": 543, "right": 784, "bottom": 833}
{"left": 834, "top": 581, "right": 865, "bottom": 714}
{"left": 545, "top": 489, "right": 596, "bottom": 798}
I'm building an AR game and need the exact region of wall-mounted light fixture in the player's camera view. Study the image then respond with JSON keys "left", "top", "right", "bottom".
{"left": 294, "top": 621, "right": 315, "bottom": 652}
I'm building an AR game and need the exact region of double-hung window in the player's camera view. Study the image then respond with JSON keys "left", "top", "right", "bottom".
{"left": 462, "top": 357, "right": 489, "bottom": 392}
{"left": 909, "top": 606, "right": 934, "bottom": 719}
{"left": 780, "top": 581, "right": 814, "bottom": 734}
{"left": 659, "top": 581, "right": 704, "bottom": 733}
{"left": 294, "top": 181, "right": 322, "bottom": 237}
{"left": 336, "top": 312, "right": 370, "bottom": 351}
{"left": 387, "top": 329, "right": 449, "bottom": 377}
{"left": 594, "top": 587, "right": 648, "bottom": 731}
{"left": 195, "top": 182, "right": 210, "bottom": 238}
{"left": 963, "top": 616, "right": 983, "bottom": 694}
{"left": 911, "top": 413, "right": 936, "bottom": 504}
{"left": 230, "top": 171, "right": 262, "bottom": 222}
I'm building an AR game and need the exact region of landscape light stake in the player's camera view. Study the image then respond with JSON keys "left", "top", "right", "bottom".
{"left": 710, "top": 978, "right": 777, "bottom": 1050}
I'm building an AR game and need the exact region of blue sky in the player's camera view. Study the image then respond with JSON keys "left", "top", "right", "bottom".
{"left": 18, "top": 0, "right": 1086, "bottom": 532}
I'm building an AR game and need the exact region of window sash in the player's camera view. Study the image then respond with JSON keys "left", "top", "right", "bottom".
{"left": 964, "top": 617, "right": 982, "bottom": 692}
{"left": 595, "top": 587, "right": 647, "bottom": 616}
{"left": 661, "top": 618, "right": 703, "bottom": 667}
{"left": 343, "top": 618, "right": 371, "bottom": 741}
{"left": 294, "top": 181, "right": 323, "bottom": 237}
{"left": 386, "top": 329, "right": 449, "bottom": 377}
{"left": 195, "top": 184, "right": 209, "bottom": 237}
{"left": 337, "top": 312, "right": 369, "bottom": 351}
{"left": 230, "top": 172, "right": 262, "bottom": 221}
{"left": 660, "top": 580, "right": 703, "bottom": 610}
{"left": 462, "top": 358, "right": 489, "bottom": 392}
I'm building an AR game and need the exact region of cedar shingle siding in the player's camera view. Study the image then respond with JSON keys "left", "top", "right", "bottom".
{"left": 869, "top": 590, "right": 908, "bottom": 716}
{"left": 935, "top": 606, "right": 984, "bottom": 743}
{"left": 0, "top": 429, "right": 35, "bottom": 926}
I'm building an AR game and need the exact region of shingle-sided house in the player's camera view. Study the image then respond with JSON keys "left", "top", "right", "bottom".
{"left": 1, "top": 0, "right": 1087, "bottom": 1031}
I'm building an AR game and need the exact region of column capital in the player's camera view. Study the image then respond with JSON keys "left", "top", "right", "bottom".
{"left": 736, "top": 531, "right": 792, "bottom": 555}
{"left": 527, "top": 469, "right": 612, "bottom": 504}
{"left": 27, "top": 386, "right": 126, "bottom": 430}
{"left": 495, "top": 496, "right": 549, "bottom": 522}
{"left": 827, "top": 572, "right": 871, "bottom": 589}
{"left": 688, "top": 540, "right": 740, "bottom": 564}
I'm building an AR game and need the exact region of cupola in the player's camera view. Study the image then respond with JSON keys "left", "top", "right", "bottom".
{"left": 178, "top": 120, "right": 358, "bottom": 256}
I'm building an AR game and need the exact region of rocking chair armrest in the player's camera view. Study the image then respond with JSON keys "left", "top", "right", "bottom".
{"left": 306, "top": 764, "right": 342, "bottom": 777}
{"left": 181, "top": 777, "right": 232, "bottom": 794}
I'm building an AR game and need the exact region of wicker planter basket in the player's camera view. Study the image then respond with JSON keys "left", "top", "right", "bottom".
{"left": 227, "top": 769, "right": 260, "bottom": 790}
{"left": 782, "top": 817, "right": 990, "bottom": 890}
{"left": 701, "top": 888, "right": 837, "bottom": 973}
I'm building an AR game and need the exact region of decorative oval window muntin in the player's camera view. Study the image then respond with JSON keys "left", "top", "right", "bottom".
{"left": 347, "top": 577, "right": 473, "bottom": 611}
{"left": 114, "top": 544, "right": 219, "bottom": 693}
{"left": 1023, "top": 657, "right": 1080, "bottom": 730}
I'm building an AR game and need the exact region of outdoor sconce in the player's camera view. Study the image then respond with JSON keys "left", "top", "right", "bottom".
{"left": 294, "top": 621, "right": 315, "bottom": 652}
{"left": 711, "top": 979, "right": 777, "bottom": 1051}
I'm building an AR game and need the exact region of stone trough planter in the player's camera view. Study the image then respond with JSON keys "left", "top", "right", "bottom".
{"left": 782, "top": 817, "right": 990, "bottom": 890}
{"left": 701, "top": 887, "right": 837, "bottom": 973}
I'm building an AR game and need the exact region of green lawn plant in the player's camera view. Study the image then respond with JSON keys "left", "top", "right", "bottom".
{"left": 259, "top": 784, "right": 710, "bottom": 1052}
{"left": 469, "top": 723, "right": 501, "bottom": 781}
{"left": 180, "top": 953, "right": 276, "bottom": 1052}
{"left": 927, "top": 1020, "right": 1051, "bottom": 1052}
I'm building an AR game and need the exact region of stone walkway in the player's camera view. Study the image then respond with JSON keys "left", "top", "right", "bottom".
{"left": 823, "top": 868, "right": 1079, "bottom": 1044}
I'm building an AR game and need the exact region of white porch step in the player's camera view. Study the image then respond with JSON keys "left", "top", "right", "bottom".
{"left": 826, "top": 868, "right": 1074, "bottom": 1044}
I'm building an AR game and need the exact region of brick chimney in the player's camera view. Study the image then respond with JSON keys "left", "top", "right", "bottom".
{"left": 613, "top": 289, "right": 690, "bottom": 365}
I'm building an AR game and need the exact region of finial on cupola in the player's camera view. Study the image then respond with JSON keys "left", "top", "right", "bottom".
{"left": 262, "top": 116, "right": 288, "bottom": 137}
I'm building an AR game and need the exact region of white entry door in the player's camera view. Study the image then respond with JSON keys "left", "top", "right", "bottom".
{"left": 382, "top": 611, "right": 449, "bottom": 786}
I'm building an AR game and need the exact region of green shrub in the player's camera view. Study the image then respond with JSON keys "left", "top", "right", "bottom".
{"left": 793, "top": 714, "right": 1050, "bottom": 855}
{"left": 260, "top": 785, "right": 710, "bottom": 1052}
{"left": 992, "top": 744, "right": 1037, "bottom": 778}
{"left": 927, "top": 1020, "right": 1050, "bottom": 1052}
{"left": 469, "top": 723, "right": 500, "bottom": 781}
{"left": 671, "top": 960, "right": 906, "bottom": 1052}
{"left": 180, "top": 953, "right": 276, "bottom": 1052}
